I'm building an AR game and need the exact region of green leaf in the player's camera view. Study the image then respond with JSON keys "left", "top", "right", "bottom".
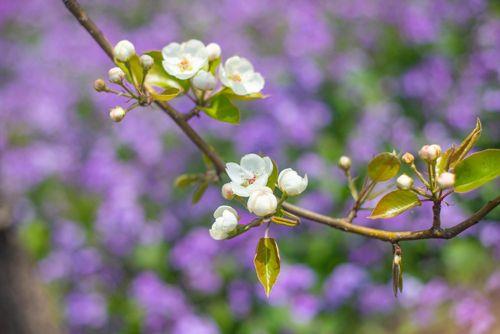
{"left": 174, "top": 174, "right": 200, "bottom": 188}
{"left": 368, "top": 190, "right": 421, "bottom": 219}
{"left": 266, "top": 160, "right": 278, "bottom": 190}
{"left": 254, "top": 237, "right": 280, "bottom": 298}
{"left": 144, "top": 50, "right": 189, "bottom": 93}
{"left": 149, "top": 86, "right": 180, "bottom": 102}
{"left": 218, "top": 87, "right": 268, "bottom": 101}
{"left": 115, "top": 54, "right": 144, "bottom": 88}
{"left": 436, "top": 147, "right": 454, "bottom": 175}
{"left": 448, "top": 118, "right": 482, "bottom": 169}
{"left": 209, "top": 57, "right": 221, "bottom": 75}
{"left": 367, "top": 152, "right": 401, "bottom": 182}
{"left": 201, "top": 95, "right": 240, "bottom": 124}
{"left": 454, "top": 149, "right": 500, "bottom": 193}
{"left": 192, "top": 181, "right": 209, "bottom": 204}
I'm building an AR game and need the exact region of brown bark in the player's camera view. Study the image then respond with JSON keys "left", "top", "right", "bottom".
{"left": 0, "top": 199, "right": 63, "bottom": 334}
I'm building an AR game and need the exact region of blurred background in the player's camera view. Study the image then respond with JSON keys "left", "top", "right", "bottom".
{"left": 0, "top": 0, "right": 499, "bottom": 333}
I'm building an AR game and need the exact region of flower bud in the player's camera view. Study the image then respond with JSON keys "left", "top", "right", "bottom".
{"left": 247, "top": 187, "right": 278, "bottom": 217}
{"left": 93, "top": 79, "right": 107, "bottom": 92}
{"left": 437, "top": 172, "right": 455, "bottom": 189}
{"left": 192, "top": 70, "right": 217, "bottom": 91}
{"left": 209, "top": 205, "right": 238, "bottom": 240}
{"left": 139, "top": 54, "right": 154, "bottom": 71}
{"left": 277, "top": 168, "right": 308, "bottom": 196}
{"left": 401, "top": 152, "right": 414, "bottom": 164}
{"left": 109, "top": 106, "right": 126, "bottom": 122}
{"left": 338, "top": 156, "right": 351, "bottom": 171}
{"left": 396, "top": 174, "right": 414, "bottom": 190}
{"left": 113, "top": 40, "right": 136, "bottom": 62}
{"left": 418, "top": 144, "right": 441, "bottom": 161}
{"left": 108, "top": 67, "right": 126, "bottom": 83}
{"left": 221, "top": 183, "right": 234, "bottom": 200}
{"left": 206, "top": 43, "right": 221, "bottom": 61}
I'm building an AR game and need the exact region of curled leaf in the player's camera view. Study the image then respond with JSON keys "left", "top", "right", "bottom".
{"left": 448, "top": 118, "right": 482, "bottom": 169}
{"left": 392, "top": 244, "right": 403, "bottom": 298}
{"left": 254, "top": 237, "right": 280, "bottom": 298}
{"left": 368, "top": 190, "right": 421, "bottom": 219}
{"left": 192, "top": 181, "right": 209, "bottom": 204}
{"left": 271, "top": 216, "right": 299, "bottom": 227}
{"left": 174, "top": 174, "right": 200, "bottom": 188}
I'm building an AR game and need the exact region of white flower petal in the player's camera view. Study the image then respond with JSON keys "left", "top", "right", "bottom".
{"left": 229, "top": 82, "right": 248, "bottom": 95}
{"left": 213, "top": 205, "right": 238, "bottom": 219}
{"left": 242, "top": 72, "right": 265, "bottom": 94}
{"left": 263, "top": 157, "right": 274, "bottom": 175}
{"left": 226, "top": 163, "right": 245, "bottom": 183}
{"left": 162, "top": 42, "right": 181, "bottom": 58}
{"left": 231, "top": 183, "right": 251, "bottom": 197}
{"left": 209, "top": 227, "right": 227, "bottom": 240}
{"left": 184, "top": 39, "right": 206, "bottom": 56}
{"left": 240, "top": 154, "right": 266, "bottom": 174}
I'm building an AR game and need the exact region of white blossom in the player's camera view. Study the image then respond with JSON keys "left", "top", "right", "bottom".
{"left": 113, "top": 40, "right": 136, "bottom": 62}
{"left": 226, "top": 154, "right": 273, "bottom": 197}
{"left": 162, "top": 39, "right": 208, "bottom": 80}
{"left": 206, "top": 43, "right": 221, "bottom": 61}
{"left": 247, "top": 187, "right": 278, "bottom": 217}
{"left": 219, "top": 56, "right": 264, "bottom": 95}
{"left": 278, "top": 168, "right": 308, "bottom": 196}
{"left": 437, "top": 172, "right": 455, "bottom": 189}
{"left": 209, "top": 205, "right": 239, "bottom": 240}
{"left": 109, "top": 106, "right": 126, "bottom": 122}
{"left": 108, "top": 67, "right": 125, "bottom": 83}
{"left": 192, "top": 70, "right": 217, "bottom": 91}
{"left": 397, "top": 174, "right": 414, "bottom": 190}
{"left": 418, "top": 144, "right": 442, "bottom": 161}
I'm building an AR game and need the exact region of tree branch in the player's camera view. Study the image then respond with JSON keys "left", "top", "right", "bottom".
{"left": 62, "top": 0, "right": 500, "bottom": 243}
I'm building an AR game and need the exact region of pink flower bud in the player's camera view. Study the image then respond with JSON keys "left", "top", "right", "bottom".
{"left": 221, "top": 183, "right": 234, "bottom": 200}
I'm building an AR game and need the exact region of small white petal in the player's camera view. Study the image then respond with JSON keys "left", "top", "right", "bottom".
{"left": 213, "top": 205, "right": 238, "bottom": 219}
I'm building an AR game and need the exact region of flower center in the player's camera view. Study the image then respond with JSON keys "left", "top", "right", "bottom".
{"left": 229, "top": 73, "right": 242, "bottom": 83}
{"left": 178, "top": 58, "right": 192, "bottom": 72}
{"left": 242, "top": 175, "right": 257, "bottom": 186}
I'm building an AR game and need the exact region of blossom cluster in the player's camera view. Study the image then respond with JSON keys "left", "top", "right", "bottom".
{"left": 210, "top": 153, "right": 307, "bottom": 240}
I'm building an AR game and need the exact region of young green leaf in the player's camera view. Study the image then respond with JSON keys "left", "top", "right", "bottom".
{"left": 218, "top": 87, "right": 268, "bottom": 101}
{"left": 436, "top": 147, "right": 454, "bottom": 175}
{"left": 448, "top": 118, "right": 482, "bottom": 169}
{"left": 209, "top": 57, "right": 221, "bottom": 75}
{"left": 368, "top": 190, "right": 421, "bottom": 219}
{"left": 174, "top": 174, "right": 200, "bottom": 188}
{"left": 266, "top": 160, "right": 279, "bottom": 190}
{"left": 454, "top": 149, "right": 500, "bottom": 193}
{"left": 149, "top": 86, "right": 180, "bottom": 102}
{"left": 254, "top": 237, "right": 280, "bottom": 298}
{"left": 192, "top": 181, "right": 209, "bottom": 204}
{"left": 367, "top": 152, "right": 401, "bottom": 182}
{"left": 115, "top": 54, "right": 144, "bottom": 88}
{"left": 201, "top": 95, "right": 240, "bottom": 124}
